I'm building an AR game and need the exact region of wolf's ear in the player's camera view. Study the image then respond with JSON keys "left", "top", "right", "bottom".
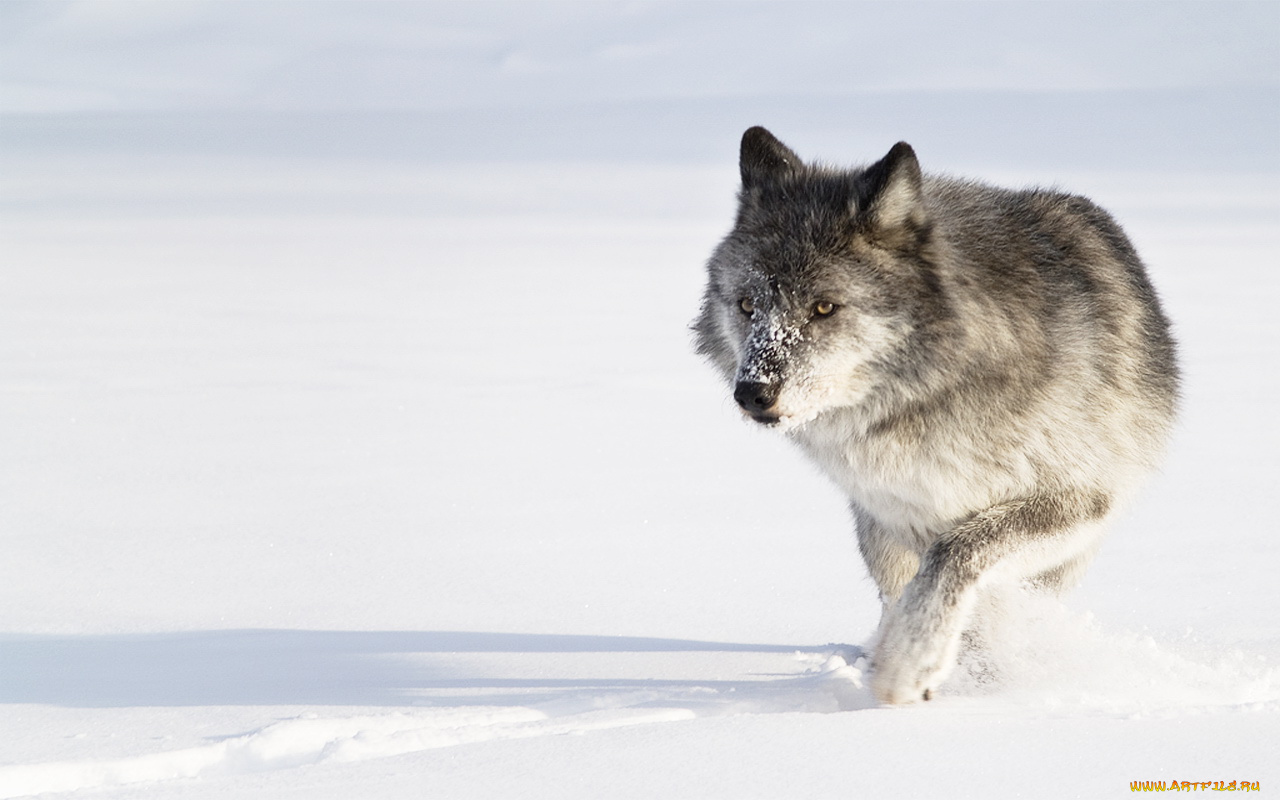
{"left": 856, "top": 142, "right": 929, "bottom": 248}
{"left": 740, "top": 126, "right": 801, "bottom": 188}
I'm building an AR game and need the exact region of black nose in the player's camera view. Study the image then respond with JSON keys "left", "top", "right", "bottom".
{"left": 734, "top": 380, "right": 779, "bottom": 413}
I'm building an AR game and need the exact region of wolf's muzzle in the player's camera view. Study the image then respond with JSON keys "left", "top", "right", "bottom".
{"left": 733, "top": 380, "right": 781, "bottom": 421}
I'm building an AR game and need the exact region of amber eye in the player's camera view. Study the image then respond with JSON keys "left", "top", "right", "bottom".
{"left": 739, "top": 298, "right": 755, "bottom": 314}
{"left": 814, "top": 301, "right": 836, "bottom": 316}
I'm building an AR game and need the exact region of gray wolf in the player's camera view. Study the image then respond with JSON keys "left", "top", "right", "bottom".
{"left": 693, "top": 127, "right": 1178, "bottom": 704}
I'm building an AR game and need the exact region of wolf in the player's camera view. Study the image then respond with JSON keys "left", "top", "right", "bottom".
{"left": 694, "top": 127, "right": 1178, "bottom": 704}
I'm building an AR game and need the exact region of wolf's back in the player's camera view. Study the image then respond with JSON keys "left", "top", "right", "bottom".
{"left": 924, "top": 177, "right": 1179, "bottom": 449}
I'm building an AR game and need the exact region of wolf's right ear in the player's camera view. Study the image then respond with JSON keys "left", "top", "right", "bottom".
{"left": 740, "top": 127, "right": 801, "bottom": 188}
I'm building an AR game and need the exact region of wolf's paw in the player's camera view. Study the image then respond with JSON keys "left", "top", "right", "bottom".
{"left": 868, "top": 656, "right": 943, "bottom": 704}
{"left": 869, "top": 613, "right": 959, "bottom": 704}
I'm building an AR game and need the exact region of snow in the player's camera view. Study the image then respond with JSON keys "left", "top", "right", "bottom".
{"left": 1, "top": 2, "right": 1279, "bottom": 798}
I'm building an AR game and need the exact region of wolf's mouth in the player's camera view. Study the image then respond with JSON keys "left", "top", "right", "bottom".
{"left": 742, "top": 407, "right": 820, "bottom": 434}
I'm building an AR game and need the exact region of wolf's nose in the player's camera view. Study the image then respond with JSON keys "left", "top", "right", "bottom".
{"left": 734, "top": 381, "right": 779, "bottom": 412}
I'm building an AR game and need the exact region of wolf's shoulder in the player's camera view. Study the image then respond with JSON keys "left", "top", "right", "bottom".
{"left": 924, "top": 175, "right": 1115, "bottom": 225}
{"left": 921, "top": 175, "right": 1140, "bottom": 268}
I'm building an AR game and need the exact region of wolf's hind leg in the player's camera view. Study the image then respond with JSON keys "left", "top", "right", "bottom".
{"left": 1028, "top": 539, "right": 1103, "bottom": 594}
{"left": 869, "top": 491, "right": 1110, "bottom": 704}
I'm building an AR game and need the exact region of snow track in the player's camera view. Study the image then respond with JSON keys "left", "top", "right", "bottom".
{"left": 0, "top": 707, "right": 699, "bottom": 798}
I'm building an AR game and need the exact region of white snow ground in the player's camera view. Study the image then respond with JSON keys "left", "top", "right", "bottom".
{"left": 2, "top": 3, "right": 1279, "bottom": 798}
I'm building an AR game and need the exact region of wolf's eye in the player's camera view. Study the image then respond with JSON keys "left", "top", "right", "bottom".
{"left": 814, "top": 301, "right": 837, "bottom": 317}
{"left": 739, "top": 298, "right": 755, "bottom": 315}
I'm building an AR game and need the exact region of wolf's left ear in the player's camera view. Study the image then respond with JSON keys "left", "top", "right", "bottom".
{"left": 857, "top": 142, "right": 929, "bottom": 247}
{"left": 740, "top": 126, "right": 801, "bottom": 188}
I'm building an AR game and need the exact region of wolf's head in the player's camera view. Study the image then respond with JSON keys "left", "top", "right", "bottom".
{"left": 694, "top": 127, "right": 950, "bottom": 431}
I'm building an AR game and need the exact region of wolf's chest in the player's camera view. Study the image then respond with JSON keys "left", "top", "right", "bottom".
{"left": 792, "top": 415, "right": 1026, "bottom": 539}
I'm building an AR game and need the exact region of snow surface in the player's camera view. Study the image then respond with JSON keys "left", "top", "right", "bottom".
{"left": 2, "top": 2, "right": 1279, "bottom": 798}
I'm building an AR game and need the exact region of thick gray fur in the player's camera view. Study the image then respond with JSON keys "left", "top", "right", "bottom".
{"left": 693, "top": 127, "right": 1178, "bottom": 704}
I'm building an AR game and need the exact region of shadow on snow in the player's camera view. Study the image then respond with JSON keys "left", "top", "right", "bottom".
{"left": 0, "top": 630, "right": 845, "bottom": 708}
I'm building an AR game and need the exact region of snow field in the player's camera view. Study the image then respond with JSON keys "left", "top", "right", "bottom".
{"left": 2, "top": 152, "right": 1278, "bottom": 797}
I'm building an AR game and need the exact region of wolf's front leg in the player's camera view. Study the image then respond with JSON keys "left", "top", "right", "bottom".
{"left": 868, "top": 492, "right": 1111, "bottom": 704}
{"left": 869, "top": 565, "right": 975, "bottom": 704}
